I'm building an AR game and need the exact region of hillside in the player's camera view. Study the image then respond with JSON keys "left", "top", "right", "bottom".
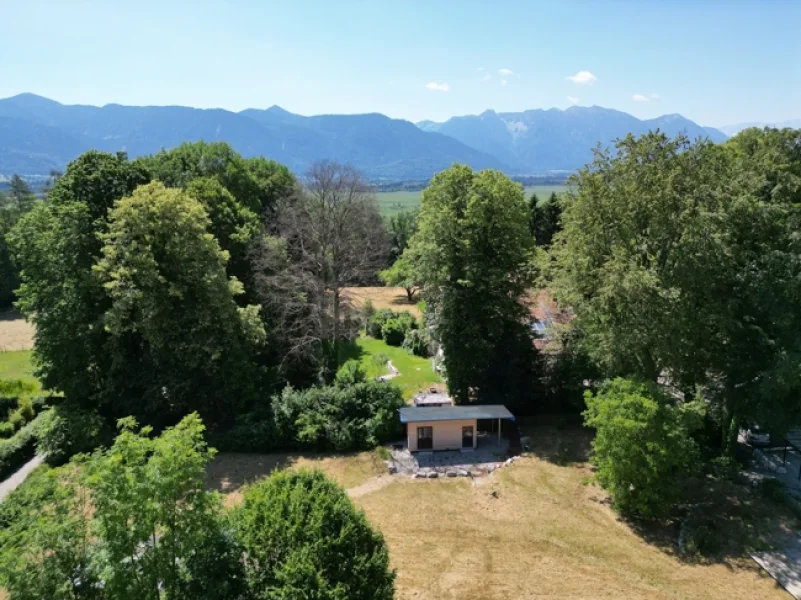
{"left": 418, "top": 106, "right": 728, "bottom": 173}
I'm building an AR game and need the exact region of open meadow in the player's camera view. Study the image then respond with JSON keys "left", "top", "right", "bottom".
{"left": 376, "top": 184, "right": 569, "bottom": 216}
{"left": 212, "top": 426, "right": 792, "bottom": 600}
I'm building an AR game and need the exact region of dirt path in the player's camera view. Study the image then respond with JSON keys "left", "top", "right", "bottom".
{"left": 347, "top": 474, "right": 394, "bottom": 499}
{"left": 0, "top": 454, "right": 44, "bottom": 502}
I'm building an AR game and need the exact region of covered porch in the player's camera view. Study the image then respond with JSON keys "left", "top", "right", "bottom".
{"left": 399, "top": 405, "right": 515, "bottom": 452}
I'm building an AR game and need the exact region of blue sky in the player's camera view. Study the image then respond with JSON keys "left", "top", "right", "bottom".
{"left": 1, "top": 1, "right": 798, "bottom": 127}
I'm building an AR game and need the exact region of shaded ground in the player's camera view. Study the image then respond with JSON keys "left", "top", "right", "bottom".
{"left": 205, "top": 450, "right": 385, "bottom": 507}
{"left": 0, "top": 313, "right": 35, "bottom": 351}
{"left": 753, "top": 536, "right": 801, "bottom": 599}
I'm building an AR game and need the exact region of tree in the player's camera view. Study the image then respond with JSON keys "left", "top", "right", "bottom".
{"left": 529, "top": 191, "right": 562, "bottom": 247}
{"left": 386, "top": 209, "right": 417, "bottom": 261}
{"left": 407, "top": 165, "right": 537, "bottom": 407}
{"left": 94, "top": 182, "right": 265, "bottom": 425}
{"left": 8, "top": 174, "right": 36, "bottom": 214}
{"left": 9, "top": 152, "right": 152, "bottom": 406}
{"left": 267, "top": 161, "right": 388, "bottom": 374}
{"left": 551, "top": 129, "right": 801, "bottom": 454}
{"left": 85, "top": 414, "right": 244, "bottom": 600}
{"left": 378, "top": 254, "right": 419, "bottom": 301}
{"left": 234, "top": 470, "right": 395, "bottom": 599}
{"left": 584, "top": 378, "right": 703, "bottom": 519}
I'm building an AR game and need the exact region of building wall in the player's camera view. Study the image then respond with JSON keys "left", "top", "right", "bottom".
{"left": 408, "top": 419, "right": 477, "bottom": 451}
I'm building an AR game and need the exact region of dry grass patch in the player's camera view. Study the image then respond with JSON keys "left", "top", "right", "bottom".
{"left": 0, "top": 313, "right": 35, "bottom": 351}
{"left": 350, "top": 427, "right": 790, "bottom": 600}
{"left": 343, "top": 287, "right": 421, "bottom": 318}
{"left": 206, "top": 450, "right": 386, "bottom": 507}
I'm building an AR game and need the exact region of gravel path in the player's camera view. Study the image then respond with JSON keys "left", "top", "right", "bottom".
{"left": 0, "top": 454, "right": 44, "bottom": 502}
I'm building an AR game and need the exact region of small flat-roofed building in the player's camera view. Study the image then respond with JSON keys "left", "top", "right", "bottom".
{"left": 399, "top": 405, "right": 515, "bottom": 452}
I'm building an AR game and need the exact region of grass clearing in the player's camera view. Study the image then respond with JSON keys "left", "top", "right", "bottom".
{"left": 347, "top": 335, "right": 441, "bottom": 400}
{"left": 351, "top": 426, "right": 792, "bottom": 599}
{"left": 206, "top": 450, "right": 386, "bottom": 507}
{"left": 375, "top": 185, "right": 570, "bottom": 216}
{"left": 0, "top": 350, "right": 39, "bottom": 391}
{"left": 0, "top": 313, "right": 35, "bottom": 351}
{"left": 343, "top": 286, "right": 421, "bottom": 318}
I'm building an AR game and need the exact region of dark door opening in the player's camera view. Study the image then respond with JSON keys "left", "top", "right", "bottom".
{"left": 417, "top": 426, "right": 433, "bottom": 450}
{"left": 462, "top": 426, "right": 473, "bottom": 448}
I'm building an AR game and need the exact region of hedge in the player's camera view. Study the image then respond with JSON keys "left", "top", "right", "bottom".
{"left": 0, "top": 411, "right": 48, "bottom": 480}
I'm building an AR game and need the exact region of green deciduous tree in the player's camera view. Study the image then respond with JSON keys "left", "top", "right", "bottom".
{"left": 94, "top": 182, "right": 265, "bottom": 424}
{"left": 584, "top": 378, "right": 703, "bottom": 519}
{"left": 379, "top": 254, "right": 419, "bottom": 301}
{"left": 407, "top": 165, "right": 537, "bottom": 407}
{"left": 386, "top": 209, "right": 417, "bottom": 261}
{"left": 234, "top": 469, "right": 395, "bottom": 600}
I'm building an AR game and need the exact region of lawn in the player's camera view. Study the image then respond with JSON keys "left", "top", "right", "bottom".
{"left": 0, "top": 350, "right": 39, "bottom": 391}
{"left": 349, "top": 335, "right": 442, "bottom": 400}
{"left": 353, "top": 427, "right": 791, "bottom": 600}
{"left": 375, "top": 185, "right": 570, "bottom": 216}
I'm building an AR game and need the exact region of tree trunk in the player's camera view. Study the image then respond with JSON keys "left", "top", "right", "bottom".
{"left": 405, "top": 287, "right": 415, "bottom": 302}
{"left": 722, "top": 383, "right": 740, "bottom": 457}
{"left": 333, "top": 287, "right": 341, "bottom": 369}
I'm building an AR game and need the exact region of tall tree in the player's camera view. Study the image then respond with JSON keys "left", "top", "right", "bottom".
{"left": 9, "top": 152, "right": 151, "bottom": 404}
{"left": 529, "top": 191, "right": 562, "bottom": 247}
{"left": 407, "top": 165, "right": 537, "bottom": 407}
{"left": 265, "top": 161, "right": 388, "bottom": 375}
{"left": 551, "top": 129, "right": 801, "bottom": 453}
{"left": 8, "top": 175, "right": 36, "bottom": 214}
{"left": 94, "top": 182, "right": 265, "bottom": 424}
{"left": 386, "top": 209, "right": 417, "bottom": 261}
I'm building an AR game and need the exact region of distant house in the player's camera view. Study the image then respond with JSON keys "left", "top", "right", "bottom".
{"left": 412, "top": 389, "right": 453, "bottom": 407}
{"left": 399, "top": 405, "right": 515, "bottom": 452}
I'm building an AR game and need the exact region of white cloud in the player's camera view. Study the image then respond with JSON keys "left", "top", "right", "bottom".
{"left": 499, "top": 68, "right": 515, "bottom": 76}
{"left": 483, "top": 74, "right": 492, "bottom": 81}
{"left": 632, "top": 93, "right": 650, "bottom": 102}
{"left": 567, "top": 96, "right": 579, "bottom": 105}
{"left": 477, "top": 66, "right": 484, "bottom": 72}
{"left": 566, "top": 70, "right": 598, "bottom": 85}
{"left": 501, "top": 79, "right": 508, "bottom": 86}
{"left": 425, "top": 82, "right": 450, "bottom": 92}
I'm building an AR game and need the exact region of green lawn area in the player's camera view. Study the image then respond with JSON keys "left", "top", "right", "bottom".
{"left": 350, "top": 336, "right": 441, "bottom": 400}
{"left": 375, "top": 184, "right": 570, "bottom": 216}
{"left": 0, "top": 350, "right": 40, "bottom": 391}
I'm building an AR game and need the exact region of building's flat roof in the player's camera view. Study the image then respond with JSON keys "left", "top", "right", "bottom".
{"left": 413, "top": 392, "right": 453, "bottom": 406}
{"left": 399, "top": 405, "right": 515, "bottom": 423}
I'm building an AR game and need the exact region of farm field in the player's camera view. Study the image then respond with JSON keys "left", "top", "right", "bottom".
{"left": 0, "top": 313, "right": 35, "bottom": 351}
{"left": 375, "top": 184, "right": 569, "bottom": 216}
{"left": 343, "top": 286, "right": 421, "bottom": 318}
{"left": 212, "top": 426, "right": 791, "bottom": 600}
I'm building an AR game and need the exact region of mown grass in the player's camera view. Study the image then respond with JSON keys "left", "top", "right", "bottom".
{"left": 0, "top": 351, "right": 39, "bottom": 391}
{"left": 375, "top": 185, "right": 570, "bottom": 216}
{"left": 349, "top": 335, "right": 441, "bottom": 400}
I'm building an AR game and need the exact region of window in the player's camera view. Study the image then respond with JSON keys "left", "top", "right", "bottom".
{"left": 417, "top": 426, "right": 433, "bottom": 450}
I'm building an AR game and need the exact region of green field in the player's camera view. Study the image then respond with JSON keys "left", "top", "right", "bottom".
{"left": 376, "top": 184, "right": 569, "bottom": 216}
{"left": 0, "top": 350, "right": 39, "bottom": 390}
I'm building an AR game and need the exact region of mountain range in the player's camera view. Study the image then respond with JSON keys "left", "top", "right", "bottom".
{"left": 0, "top": 93, "right": 741, "bottom": 181}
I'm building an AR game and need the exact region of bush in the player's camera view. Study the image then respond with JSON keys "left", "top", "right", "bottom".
{"left": 367, "top": 309, "right": 395, "bottom": 339}
{"left": 682, "top": 517, "right": 723, "bottom": 557}
{"left": 234, "top": 470, "right": 395, "bottom": 600}
{"left": 34, "top": 404, "right": 107, "bottom": 465}
{"left": 212, "top": 409, "right": 280, "bottom": 453}
{"left": 709, "top": 456, "right": 740, "bottom": 480}
{"left": 0, "top": 421, "right": 14, "bottom": 438}
{"left": 583, "top": 378, "right": 702, "bottom": 519}
{"left": 335, "top": 359, "right": 367, "bottom": 387}
{"left": 381, "top": 318, "right": 406, "bottom": 346}
{"left": 272, "top": 381, "right": 405, "bottom": 452}
{"left": 402, "top": 328, "right": 431, "bottom": 357}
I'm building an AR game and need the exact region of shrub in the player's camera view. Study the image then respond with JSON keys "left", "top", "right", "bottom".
{"left": 402, "top": 328, "right": 431, "bottom": 357}
{"left": 583, "top": 378, "right": 702, "bottom": 519}
{"left": 35, "top": 404, "right": 107, "bottom": 465}
{"left": 682, "top": 517, "right": 723, "bottom": 557}
{"left": 271, "top": 381, "right": 404, "bottom": 452}
{"left": 367, "top": 309, "right": 394, "bottom": 338}
{"left": 0, "top": 421, "right": 14, "bottom": 438}
{"left": 361, "top": 299, "right": 376, "bottom": 321}
{"left": 709, "top": 456, "right": 740, "bottom": 480}
{"left": 381, "top": 318, "right": 406, "bottom": 346}
{"left": 234, "top": 470, "right": 395, "bottom": 600}
{"left": 211, "top": 409, "right": 279, "bottom": 453}
{"left": 335, "top": 359, "right": 367, "bottom": 387}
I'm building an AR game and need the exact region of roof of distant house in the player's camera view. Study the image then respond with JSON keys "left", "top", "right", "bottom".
{"left": 399, "top": 405, "right": 515, "bottom": 423}
{"left": 412, "top": 392, "right": 452, "bottom": 406}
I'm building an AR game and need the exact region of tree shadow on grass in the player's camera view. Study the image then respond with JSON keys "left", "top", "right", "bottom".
{"left": 520, "top": 422, "right": 593, "bottom": 467}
